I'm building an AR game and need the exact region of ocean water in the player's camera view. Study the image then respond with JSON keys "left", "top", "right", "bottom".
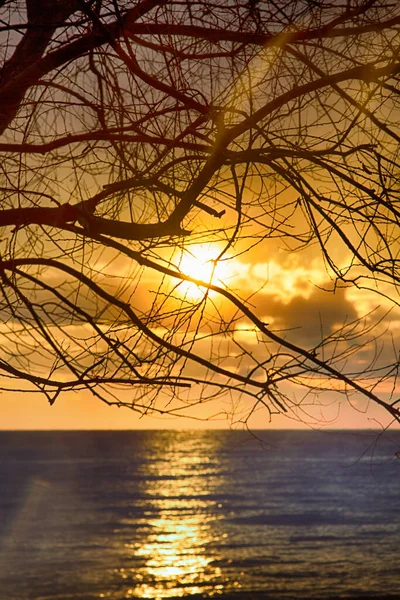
{"left": 0, "top": 430, "right": 400, "bottom": 600}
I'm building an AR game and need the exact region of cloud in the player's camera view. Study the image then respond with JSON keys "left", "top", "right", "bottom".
{"left": 226, "top": 253, "right": 328, "bottom": 301}
{"left": 253, "top": 284, "right": 359, "bottom": 345}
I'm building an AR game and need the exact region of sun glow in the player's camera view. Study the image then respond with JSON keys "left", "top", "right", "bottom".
{"left": 175, "top": 244, "right": 232, "bottom": 300}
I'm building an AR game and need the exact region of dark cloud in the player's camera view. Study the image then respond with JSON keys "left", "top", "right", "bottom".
{"left": 254, "top": 285, "right": 358, "bottom": 345}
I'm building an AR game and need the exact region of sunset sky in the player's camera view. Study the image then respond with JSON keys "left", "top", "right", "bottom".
{"left": 1, "top": 1, "right": 400, "bottom": 431}
{"left": 2, "top": 239, "right": 398, "bottom": 430}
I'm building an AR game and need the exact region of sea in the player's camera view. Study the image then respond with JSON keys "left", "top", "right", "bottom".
{"left": 1, "top": 429, "right": 400, "bottom": 600}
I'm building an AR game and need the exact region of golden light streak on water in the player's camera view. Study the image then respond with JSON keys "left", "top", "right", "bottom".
{"left": 120, "top": 434, "right": 227, "bottom": 599}
{"left": 131, "top": 514, "right": 222, "bottom": 598}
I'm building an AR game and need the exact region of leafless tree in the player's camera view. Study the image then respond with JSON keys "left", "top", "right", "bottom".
{"left": 1, "top": 0, "right": 400, "bottom": 426}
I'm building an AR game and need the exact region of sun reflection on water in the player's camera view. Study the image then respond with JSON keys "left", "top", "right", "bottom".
{"left": 116, "top": 433, "right": 228, "bottom": 599}
{"left": 131, "top": 514, "right": 221, "bottom": 598}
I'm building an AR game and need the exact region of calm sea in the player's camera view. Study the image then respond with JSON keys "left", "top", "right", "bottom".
{"left": 0, "top": 430, "right": 400, "bottom": 600}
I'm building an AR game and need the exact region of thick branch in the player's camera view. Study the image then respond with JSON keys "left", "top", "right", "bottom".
{"left": 0, "top": 203, "right": 190, "bottom": 240}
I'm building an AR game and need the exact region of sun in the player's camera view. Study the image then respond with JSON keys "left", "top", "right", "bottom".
{"left": 174, "top": 244, "right": 231, "bottom": 300}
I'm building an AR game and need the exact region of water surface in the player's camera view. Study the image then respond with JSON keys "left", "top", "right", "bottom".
{"left": 1, "top": 430, "right": 400, "bottom": 599}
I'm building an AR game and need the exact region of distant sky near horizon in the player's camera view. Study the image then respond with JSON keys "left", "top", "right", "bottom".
{"left": 1, "top": 384, "right": 398, "bottom": 430}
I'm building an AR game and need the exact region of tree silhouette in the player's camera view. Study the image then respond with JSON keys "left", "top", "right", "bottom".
{"left": 1, "top": 0, "right": 400, "bottom": 426}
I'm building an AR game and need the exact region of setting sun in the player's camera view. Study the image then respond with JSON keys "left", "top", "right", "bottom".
{"left": 175, "top": 244, "right": 232, "bottom": 300}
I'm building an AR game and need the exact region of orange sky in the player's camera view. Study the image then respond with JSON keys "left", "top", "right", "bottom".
{"left": 2, "top": 3, "right": 400, "bottom": 431}
{"left": 2, "top": 242, "right": 399, "bottom": 430}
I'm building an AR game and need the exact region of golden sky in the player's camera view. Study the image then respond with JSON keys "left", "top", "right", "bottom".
{"left": 1, "top": 1, "right": 400, "bottom": 430}
{"left": 2, "top": 238, "right": 399, "bottom": 430}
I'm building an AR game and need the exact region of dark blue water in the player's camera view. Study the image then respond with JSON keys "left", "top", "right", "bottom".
{"left": 1, "top": 430, "right": 400, "bottom": 600}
